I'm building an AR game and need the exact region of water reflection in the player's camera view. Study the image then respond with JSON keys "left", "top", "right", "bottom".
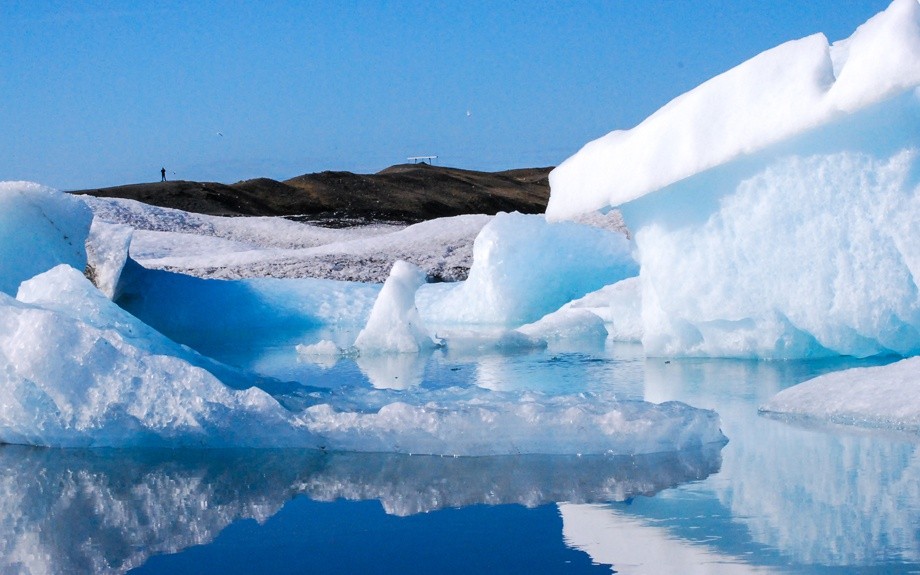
{"left": 0, "top": 443, "right": 722, "bottom": 574}
{"left": 636, "top": 356, "right": 920, "bottom": 569}
{"left": 561, "top": 503, "right": 776, "bottom": 574}
{"left": 355, "top": 352, "right": 428, "bottom": 389}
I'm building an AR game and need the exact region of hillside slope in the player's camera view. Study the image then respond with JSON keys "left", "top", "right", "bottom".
{"left": 73, "top": 164, "right": 552, "bottom": 224}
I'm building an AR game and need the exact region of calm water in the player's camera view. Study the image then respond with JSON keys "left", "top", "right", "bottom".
{"left": 1, "top": 341, "right": 917, "bottom": 574}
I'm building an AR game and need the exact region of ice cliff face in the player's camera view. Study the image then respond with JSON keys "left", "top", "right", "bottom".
{"left": 548, "top": 0, "right": 920, "bottom": 358}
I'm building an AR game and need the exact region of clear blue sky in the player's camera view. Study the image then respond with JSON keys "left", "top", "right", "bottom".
{"left": 0, "top": 0, "right": 893, "bottom": 189}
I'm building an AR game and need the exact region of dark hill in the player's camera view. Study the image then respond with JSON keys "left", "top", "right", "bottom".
{"left": 72, "top": 164, "right": 553, "bottom": 225}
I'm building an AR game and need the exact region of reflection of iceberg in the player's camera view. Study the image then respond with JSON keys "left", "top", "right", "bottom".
{"left": 355, "top": 351, "right": 428, "bottom": 389}
{"left": 0, "top": 443, "right": 723, "bottom": 573}
{"left": 718, "top": 419, "right": 920, "bottom": 565}
{"left": 304, "top": 446, "right": 723, "bottom": 516}
{"left": 560, "top": 504, "right": 771, "bottom": 574}
{"left": 643, "top": 358, "right": 920, "bottom": 567}
{"left": 0, "top": 446, "right": 321, "bottom": 575}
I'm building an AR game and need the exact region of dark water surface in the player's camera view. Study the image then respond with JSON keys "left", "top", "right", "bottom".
{"left": 1, "top": 344, "right": 918, "bottom": 574}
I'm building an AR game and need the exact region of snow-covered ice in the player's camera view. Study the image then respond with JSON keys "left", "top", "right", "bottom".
{"left": 548, "top": 0, "right": 920, "bottom": 359}
{"left": 760, "top": 356, "right": 920, "bottom": 430}
{"left": 547, "top": 0, "right": 920, "bottom": 217}
{"left": 84, "top": 195, "right": 486, "bottom": 283}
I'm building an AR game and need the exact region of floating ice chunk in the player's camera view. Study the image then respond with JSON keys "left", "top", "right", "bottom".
{"left": 760, "top": 357, "right": 920, "bottom": 431}
{"left": 418, "top": 212, "right": 637, "bottom": 327}
{"left": 296, "top": 339, "right": 343, "bottom": 357}
{"left": 517, "top": 309, "right": 608, "bottom": 344}
{"left": 0, "top": 182, "right": 92, "bottom": 295}
{"left": 354, "top": 260, "right": 437, "bottom": 354}
{"left": 0, "top": 291, "right": 303, "bottom": 448}
{"left": 547, "top": 0, "right": 920, "bottom": 219}
{"left": 84, "top": 220, "right": 133, "bottom": 299}
{"left": 544, "top": 1, "right": 920, "bottom": 359}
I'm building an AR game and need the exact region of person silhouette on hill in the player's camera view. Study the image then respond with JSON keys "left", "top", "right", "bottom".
{"left": 161, "top": 167, "right": 167, "bottom": 182}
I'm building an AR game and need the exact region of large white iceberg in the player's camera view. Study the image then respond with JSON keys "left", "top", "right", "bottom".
{"left": 548, "top": 0, "right": 920, "bottom": 358}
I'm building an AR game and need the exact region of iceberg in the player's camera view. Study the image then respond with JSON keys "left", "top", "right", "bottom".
{"left": 354, "top": 260, "right": 437, "bottom": 354}
{"left": 0, "top": 182, "right": 92, "bottom": 296}
{"left": 0, "top": 183, "right": 727, "bottom": 454}
{"left": 547, "top": 0, "right": 920, "bottom": 359}
{"left": 417, "top": 211, "right": 637, "bottom": 327}
{"left": 760, "top": 356, "right": 920, "bottom": 430}
{"left": 1, "top": 265, "right": 726, "bottom": 454}
{"left": 0, "top": 269, "right": 304, "bottom": 447}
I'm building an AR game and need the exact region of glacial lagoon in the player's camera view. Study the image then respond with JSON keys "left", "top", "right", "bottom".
{"left": 3, "top": 341, "right": 916, "bottom": 574}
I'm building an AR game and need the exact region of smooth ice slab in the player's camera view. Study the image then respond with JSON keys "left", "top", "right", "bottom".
{"left": 760, "top": 356, "right": 920, "bottom": 431}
